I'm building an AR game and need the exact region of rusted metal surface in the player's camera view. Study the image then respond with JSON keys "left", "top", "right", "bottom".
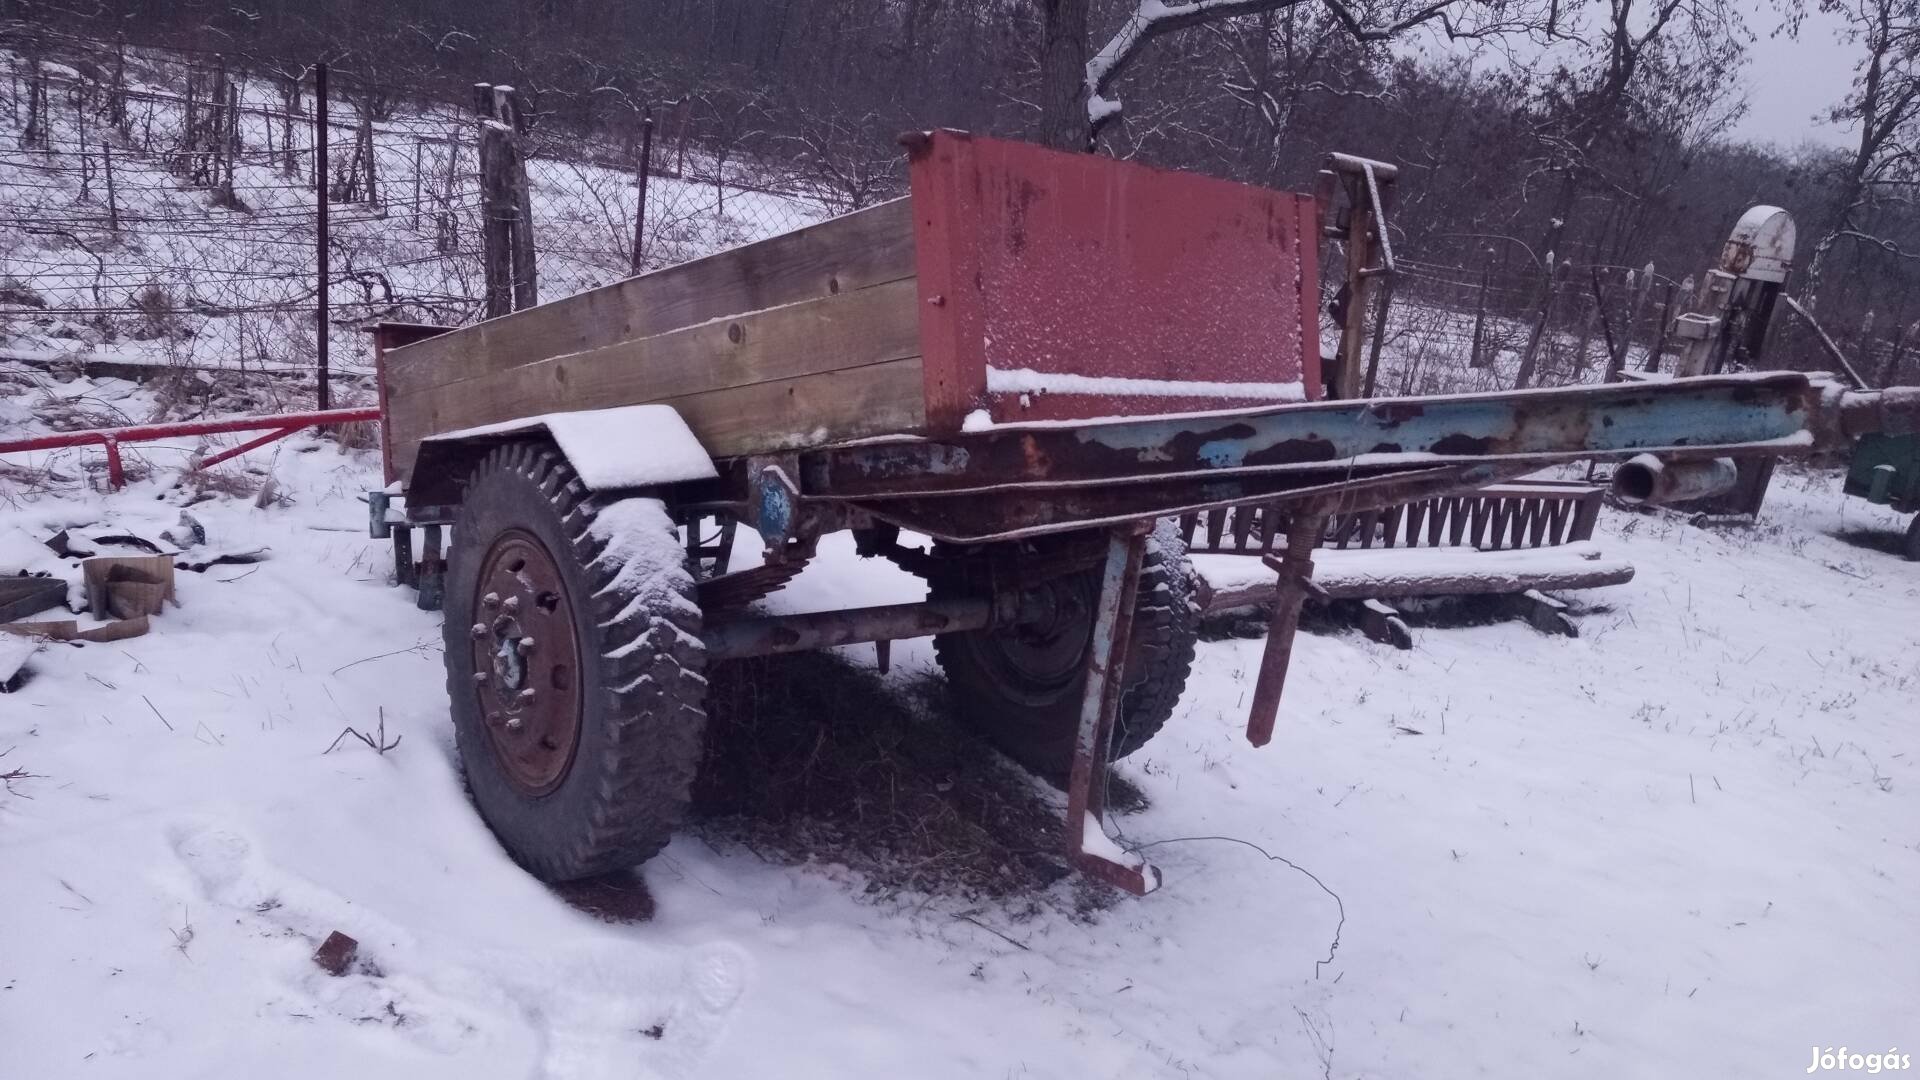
{"left": 1837, "top": 385, "right": 1920, "bottom": 438}
{"left": 1063, "top": 525, "right": 1160, "bottom": 896}
{"left": 312, "top": 931, "right": 359, "bottom": 977}
{"left": 1182, "top": 479, "right": 1607, "bottom": 555}
{"left": 799, "top": 373, "right": 1819, "bottom": 501}
{"left": 1610, "top": 454, "right": 1739, "bottom": 507}
{"left": 1244, "top": 508, "right": 1329, "bottom": 748}
{"left": 0, "top": 406, "right": 381, "bottom": 491}
{"left": 704, "top": 598, "right": 999, "bottom": 661}
{"left": 1721, "top": 206, "right": 1795, "bottom": 283}
{"left": 696, "top": 558, "right": 812, "bottom": 620}
{"left": 471, "top": 529, "right": 581, "bottom": 795}
{"left": 840, "top": 463, "right": 1504, "bottom": 543}
{"left": 905, "top": 130, "right": 1320, "bottom": 431}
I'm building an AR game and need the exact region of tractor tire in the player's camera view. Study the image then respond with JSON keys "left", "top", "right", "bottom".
{"left": 442, "top": 443, "right": 707, "bottom": 882}
{"left": 930, "top": 522, "right": 1198, "bottom": 779}
{"left": 1904, "top": 514, "right": 1920, "bottom": 562}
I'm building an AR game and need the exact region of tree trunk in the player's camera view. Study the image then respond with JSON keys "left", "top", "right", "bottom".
{"left": 1037, "top": 0, "right": 1091, "bottom": 151}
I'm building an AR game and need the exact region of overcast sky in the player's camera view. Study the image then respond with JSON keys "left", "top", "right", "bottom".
{"left": 1736, "top": 2, "right": 1861, "bottom": 148}
{"left": 1410, "top": 2, "right": 1864, "bottom": 149}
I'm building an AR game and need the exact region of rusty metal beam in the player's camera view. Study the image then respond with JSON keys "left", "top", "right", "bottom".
{"left": 1244, "top": 507, "right": 1329, "bottom": 747}
{"left": 799, "top": 373, "right": 1819, "bottom": 500}
{"left": 848, "top": 464, "right": 1511, "bottom": 543}
{"left": 1064, "top": 524, "right": 1161, "bottom": 895}
{"left": 703, "top": 598, "right": 1000, "bottom": 661}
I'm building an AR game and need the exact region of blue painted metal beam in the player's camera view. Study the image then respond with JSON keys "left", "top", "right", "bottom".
{"left": 802, "top": 372, "right": 1818, "bottom": 498}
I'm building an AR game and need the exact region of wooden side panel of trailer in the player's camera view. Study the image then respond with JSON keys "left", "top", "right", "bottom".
{"left": 381, "top": 198, "right": 921, "bottom": 481}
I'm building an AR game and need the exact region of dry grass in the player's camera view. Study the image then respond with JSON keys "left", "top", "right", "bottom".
{"left": 692, "top": 650, "right": 1131, "bottom": 912}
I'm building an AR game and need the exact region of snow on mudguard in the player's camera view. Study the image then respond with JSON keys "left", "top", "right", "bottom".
{"left": 418, "top": 404, "right": 716, "bottom": 492}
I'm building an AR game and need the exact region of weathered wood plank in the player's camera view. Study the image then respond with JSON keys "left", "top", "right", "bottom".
{"left": 663, "top": 358, "right": 927, "bottom": 459}
{"left": 387, "top": 278, "right": 923, "bottom": 475}
{"left": 390, "top": 355, "right": 925, "bottom": 481}
{"left": 383, "top": 197, "right": 915, "bottom": 397}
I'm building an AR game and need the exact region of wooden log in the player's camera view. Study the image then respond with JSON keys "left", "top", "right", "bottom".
{"left": 1504, "top": 589, "right": 1577, "bottom": 637}
{"left": 1353, "top": 598, "right": 1413, "bottom": 650}
{"left": 1195, "top": 543, "right": 1634, "bottom": 611}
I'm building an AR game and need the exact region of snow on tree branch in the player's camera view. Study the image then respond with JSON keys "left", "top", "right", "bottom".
{"left": 1084, "top": 0, "right": 1491, "bottom": 137}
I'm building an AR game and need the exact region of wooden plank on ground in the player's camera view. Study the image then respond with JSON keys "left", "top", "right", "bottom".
{"left": 382, "top": 197, "right": 915, "bottom": 398}
{"left": 387, "top": 277, "right": 924, "bottom": 475}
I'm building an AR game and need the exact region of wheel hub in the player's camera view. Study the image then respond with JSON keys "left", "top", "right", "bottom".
{"left": 975, "top": 574, "right": 1095, "bottom": 702}
{"left": 470, "top": 530, "right": 582, "bottom": 795}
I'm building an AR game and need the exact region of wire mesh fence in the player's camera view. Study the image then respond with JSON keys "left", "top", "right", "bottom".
{"left": 0, "top": 28, "right": 849, "bottom": 391}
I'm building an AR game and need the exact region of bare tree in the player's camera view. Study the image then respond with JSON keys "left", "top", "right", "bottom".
{"left": 1800, "top": 0, "right": 1920, "bottom": 309}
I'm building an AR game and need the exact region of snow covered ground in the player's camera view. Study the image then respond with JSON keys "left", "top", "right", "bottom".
{"left": 2, "top": 393, "right": 1916, "bottom": 1077}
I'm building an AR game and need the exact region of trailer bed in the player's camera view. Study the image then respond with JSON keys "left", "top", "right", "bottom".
{"left": 377, "top": 132, "right": 1321, "bottom": 483}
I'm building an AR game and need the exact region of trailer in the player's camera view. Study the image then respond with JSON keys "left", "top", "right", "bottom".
{"left": 366, "top": 131, "right": 1914, "bottom": 894}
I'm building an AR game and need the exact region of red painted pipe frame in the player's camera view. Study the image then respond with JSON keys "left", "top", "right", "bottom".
{"left": 0, "top": 406, "right": 380, "bottom": 490}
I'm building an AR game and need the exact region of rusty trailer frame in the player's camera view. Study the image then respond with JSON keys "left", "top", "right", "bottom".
{"left": 385, "top": 369, "right": 1908, "bottom": 892}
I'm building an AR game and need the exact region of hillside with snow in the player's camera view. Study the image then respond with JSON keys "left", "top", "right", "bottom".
{"left": 3, "top": 33, "right": 1919, "bottom": 1080}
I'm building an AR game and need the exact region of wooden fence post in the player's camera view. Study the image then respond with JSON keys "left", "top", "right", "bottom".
{"left": 1361, "top": 273, "right": 1395, "bottom": 398}
{"left": 1573, "top": 291, "right": 1596, "bottom": 379}
{"left": 412, "top": 138, "right": 423, "bottom": 230}
{"left": 1514, "top": 255, "right": 1567, "bottom": 390}
{"left": 438, "top": 136, "right": 459, "bottom": 254}
{"left": 360, "top": 99, "right": 380, "bottom": 211}
{"left": 496, "top": 86, "right": 537, "bottom": 310}
{"left": 1608, "top": 262, "right": 1654, "bottom": 381}
{"left": 476, "top": 82, "right": 512, "bottom": 318}
{"left": 103, "top": 139, "right": 118, "bottom": 231}
{"left": 1884, "top": 322, "right": 1909, "bottom": 387}
{"left": 1467, "top": 255, "right": 1492, "bottom": 368}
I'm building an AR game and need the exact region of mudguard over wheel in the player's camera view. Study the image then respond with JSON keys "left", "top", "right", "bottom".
{"left": 442, "top": 442, "right": 707, "bottom": 882}
{"left": 931, "top": 523, "right": 1198, "bottom": 778}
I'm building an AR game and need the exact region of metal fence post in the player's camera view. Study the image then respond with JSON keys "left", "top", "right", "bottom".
{"left": 630, "top": 109, "right": 655, "bottom": 275}
{"left": 314, "top": 61, "right": 330, "bottom": 411}
{"left": 103, "top": 139, "right": 118, "bottom": 232}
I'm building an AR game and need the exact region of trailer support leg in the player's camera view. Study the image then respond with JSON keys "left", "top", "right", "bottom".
{"left": 1245, "top": 508, "right": 1330, "bottom": 746}
{"left": 393, "top": 526, "right": 417, "bottom": 589}
{"left": 1063, "top": 523, "right": 1161, "bottom": 895}
{"left": 416, "top": 523, "right": 445, "bottom": 612}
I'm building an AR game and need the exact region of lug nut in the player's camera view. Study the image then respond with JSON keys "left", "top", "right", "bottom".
{"left": 470, "top": 622, "right": 488, "bottom": 638}
{"left": 472, "top": 671, "right": 489, "bottom": 684}
{"left": 504, "top": 716, "right": 524, "bottom": 731}
{"left": 517, "top": 688, "right": 536, "bottom": 703}
{"left": 482, "top": 592, "right": 501, "bottom": 609}
{"left": 516, "top": 637, "right": 536, "bottom": 653}
{"left": 502, "top": 595, "right": 521, "bottom": 613}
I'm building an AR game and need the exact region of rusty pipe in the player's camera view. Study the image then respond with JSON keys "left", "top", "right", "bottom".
{"left": 1610, "top": 453, "right": 1739, "bottom": 507}
{"left": 703, "top": 597, "right": 1002, "bottom": 661}
{"left": 1835, "top": 385, "right": 1920, "bottom": 440}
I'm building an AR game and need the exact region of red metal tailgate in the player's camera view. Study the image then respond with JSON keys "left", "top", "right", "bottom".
{"left": 905, "top": 130, "right": 1321, "bottom": 433}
